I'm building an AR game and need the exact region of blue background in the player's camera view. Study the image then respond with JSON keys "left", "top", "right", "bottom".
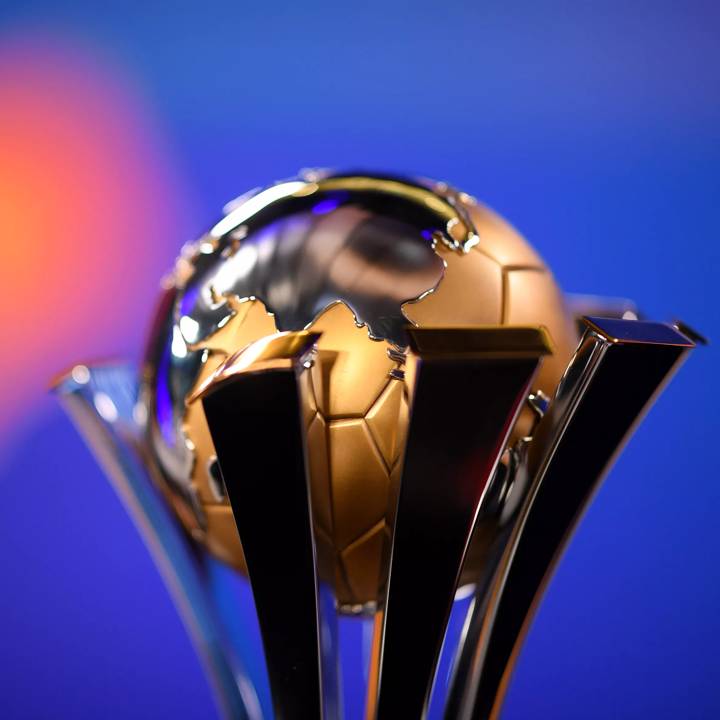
{"left": 0, "top": 1, "right": 718, "bottom": 718}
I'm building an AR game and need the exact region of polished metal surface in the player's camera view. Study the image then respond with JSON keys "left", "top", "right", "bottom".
{"left": 144, "top": 171, "right": 581, "bottom": 610}
{"left": 366, "top": 327, "right": 552, "bottom": 720}
{"left": 55, "top": 167, "right": 704, "bottom": 720}
{"left": 445, "top": 317, "right": 695, "bottom": 720}
{"left": 671, "top": 319, "right": 708, "bottom": 347}
{"left": 151, "top": 176, "right": 456, "bottom": 498}
{"left": 565, "top": 293, "right": 641, "bottom": 322}
{"left": 188, "top": 185, "right": 447, "bottom": 348}
{"left": 147, "top": 173, "right": 465, "bottom": 522}
{"left": 52, "top": 364, "right": 259, "bottom": 720}
{"left": 197, "top": 331, "right": 340, "bottom": 720}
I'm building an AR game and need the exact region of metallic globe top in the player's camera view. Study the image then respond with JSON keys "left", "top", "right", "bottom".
{"left": 180, "top": 176, "right": 459, "bottom": 349}
{"left": 145, "top": 174, "right": 478, "bottom": 491}
{"left": 143, "top": 170, "right": 578, "bottom": 609}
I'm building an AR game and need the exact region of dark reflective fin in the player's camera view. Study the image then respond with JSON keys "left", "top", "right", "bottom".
{"left": 367, "top": 327, "right": 552, "bottom": 720}
{"left": 198, "top": 331, "right": 341, "bottom": 720}
{"left": 448, "top": 318, "right": 695, "bottom": 720}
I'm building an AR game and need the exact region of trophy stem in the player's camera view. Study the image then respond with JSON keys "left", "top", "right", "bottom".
{"left": 366, "top": 327, "right": 553, "bottom": 720}
{"left": 53, "top": 364, "right": 260, "bottom": 720}
{"left": 446, "top": 318, "right": 695, "bottom": 720}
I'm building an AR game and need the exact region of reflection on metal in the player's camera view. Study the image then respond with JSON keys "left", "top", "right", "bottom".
{"left": 366, "top": 326, "right": 553, "bottom": 719}
{"left": 672, "top": 319, "right": 709, "bottom": 347}
{"left": 54, "top": 165, "right": 703, "bottom": 720}
{"left": 150, "top": 173, "right": 466, "bottom": 505}
{"left": 317, "top": 175, "right": 480, "bottom": 252}
{"left": 526, "top": 389, "right": 550, "bottom": 420}
{"left": 53, "top": 317, "right": 700, "bottom": 720}
{"left": 187, "top": 178, "right": 449, "bottom": 348}
{"left": 190, "top": 331, "right": 320, "bottom": 400}
{"left": 445, "top": 317, "right": 695, "bottom": 720}
{"left": 52, "top": 364, "right": 259, "bottom": 720}
{"left": 197, "top": 331, "right": 341, "bottom": 720}
{"left": 566, "top": 293, "right": 641, "bottom": 329}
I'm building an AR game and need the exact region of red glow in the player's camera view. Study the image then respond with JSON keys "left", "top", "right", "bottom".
{"left": 0, "top": 36, "right": 193, "bottom": 436}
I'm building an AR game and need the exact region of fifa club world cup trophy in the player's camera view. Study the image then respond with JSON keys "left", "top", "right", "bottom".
{"left": 54, "top": 171, "right": 704, "bottom": 719}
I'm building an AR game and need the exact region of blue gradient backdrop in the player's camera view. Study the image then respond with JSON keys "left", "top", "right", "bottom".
{"left": 0, "top": 2, "right": 718, "bottom": 718}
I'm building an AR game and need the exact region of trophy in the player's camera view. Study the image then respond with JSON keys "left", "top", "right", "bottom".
{"left": 53, "top": 171, "right": 703, "bottom": 719}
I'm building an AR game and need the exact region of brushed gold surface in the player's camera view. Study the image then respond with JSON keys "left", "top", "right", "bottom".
{"left": 365, "top": 379, "right": 409, "bottom": 470}
{"left": 341, "top": 520, "right": 389, "bottom": 611}
{"left": 329, "top": 418, "right": 390, "bottom": 552}
{"left": 465, "top": 200, "right": 546, "bottom": 269}
{"left": 309, "top": 302, "right": 398, "bottom": 419}
{"left": 403, "top": 243, "right": 502, "bottom": 326}
{"left": 504, "top": 266, "right": 578, "bottom": 437}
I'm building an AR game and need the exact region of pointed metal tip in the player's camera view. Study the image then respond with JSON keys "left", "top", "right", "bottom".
{"left": 49, "top": 367, "right": 77, "bottom": 394}
{"left": 50, "top": 361, "right": 121, "bottom": 395}
{"left": 583, "top": 316, "right": 696, "bottom": 347}
{"left": 672, "top": 319, "right": 709, "bottom": 346}
{"left": 406, "top": 325, "right": 554, "bottom": 358}
{"left": 189, "top": 330, "right": 322, "bottom": 403}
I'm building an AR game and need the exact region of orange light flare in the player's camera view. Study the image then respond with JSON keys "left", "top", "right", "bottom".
{"left": 0, "top": 35, "right": 194, "bottom": 438}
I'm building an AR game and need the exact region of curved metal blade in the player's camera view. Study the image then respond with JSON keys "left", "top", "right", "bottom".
{"left": 367, "top": 327, "right": 552, "bottom": 720}
{"left": 446, "top": 318, "right": 696, "bottom": 720}
{"left": 198, "top": 331, "right": 342, "bottom": 720}
{"left": 53, "top": 364, "right": 260, "bottom": 720}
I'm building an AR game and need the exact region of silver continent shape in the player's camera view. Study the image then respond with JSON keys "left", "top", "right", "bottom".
{"left": 146, "top": 174, "right": 455, "bottom": 507}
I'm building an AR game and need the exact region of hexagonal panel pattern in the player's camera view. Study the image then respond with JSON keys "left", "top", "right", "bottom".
{"left": 505, "top": 267, "right": 577, "bottom": 392}
{"left": 309, "top": 302, "right": 395, "bottom": 419}
{"left": 365, "top": 378, "right": 408, "bottom": 469}
{"left": 306, "top": 413, "right": 332, "bottom": 537}
{"left": 341, "top": 520, "right": 389, "bottom": 606}
{"left": 162, "top": 199, "right": 581, "bottom": 612}
{"left": 403, "top": 243, "right": 503, "bottom": 327}
{"left": 329, "top": 418, "right": 390, "bottom": 550}
{"left": 465, "top": 201, "right": 545, "bottom": 269}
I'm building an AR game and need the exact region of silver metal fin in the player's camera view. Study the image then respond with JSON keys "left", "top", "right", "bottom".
{"left": 53, "top": 364, "right": 260, "bottom": 720}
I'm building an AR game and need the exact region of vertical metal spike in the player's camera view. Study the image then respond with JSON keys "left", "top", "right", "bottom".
{"left": 447, "top": 318, "right": 696, "bottom": 720}
{"left": 366, "top": 327, "right": 553, "bottom": 719}
{"left": 197, "top": 331, "right": 341, "bottom": 720}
